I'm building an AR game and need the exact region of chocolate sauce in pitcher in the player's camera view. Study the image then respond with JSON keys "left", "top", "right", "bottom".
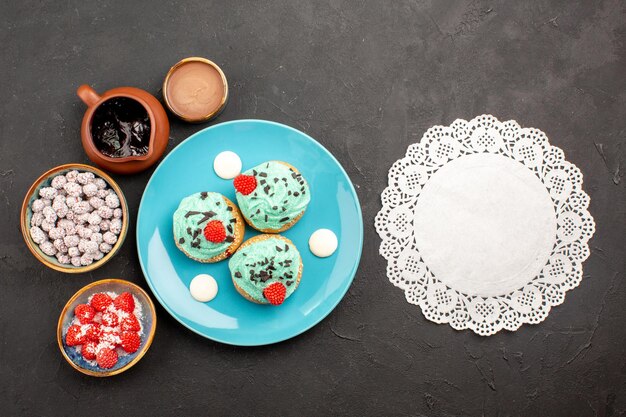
{"left": 90, "top": 97, "right": 151, "bottom": 158}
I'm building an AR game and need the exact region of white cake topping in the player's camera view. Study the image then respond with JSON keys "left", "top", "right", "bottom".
{"left": 213, "top": 151, "right": 242, "bottom": 179}
{"left": 189, "top": 274, "right": 218, "bottom": 302}
{"left": 309, "top": 229, "right": 338, "bottom": 258}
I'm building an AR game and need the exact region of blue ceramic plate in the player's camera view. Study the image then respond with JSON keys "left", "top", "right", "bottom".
{"left": 136, "top": 120, "right": 363, "bottom": 346}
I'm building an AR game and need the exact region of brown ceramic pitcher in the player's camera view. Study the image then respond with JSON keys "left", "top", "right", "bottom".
{"left": 77, "top": 85, "right": 170, "bottom": 174}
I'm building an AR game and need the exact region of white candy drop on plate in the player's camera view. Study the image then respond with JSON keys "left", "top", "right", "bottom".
{"left": 189, "top": 274, "right": 218, "bottom": 302}
{"left": 309, "top": 229, "right": 338, "bottom": 258}
{"left": 213, "top": 151, "right": 242, "bottom": 179}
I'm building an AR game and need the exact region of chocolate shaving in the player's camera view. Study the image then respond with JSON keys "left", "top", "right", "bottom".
{"left": 196, "top": 211, "right": 216, "bottom": 224}
{"left": 234, "top": 271, "right": 242, "bottom": 278}
{"left": 226, "top": 224, "right": 233, "bottom": 233}
{"left": 230, "top": 218, "right": 237, "bottom": 223}
{"left": 225, "top": 236, "right": 235, "bottom": 243}
{"left": 276, "top": 246, "right": 283, "bottom": 252}
{"left": 279, "top": 217, "right": 289, "bottom": 223}
{"left": 185, "top": 211, "right": 201, "bottom": 218}
{"left": 186, "top": 227, "right": 192, "bottom": 235}
{"left": 265, "top": 214, "right": 268, "bottom": 222}
{"left": 260, "top": 179, "right": 266, "bottom": 185}
{"left": 286, "top": 280, "right": 293, "bottom": 286}
{"left": 226, "top": 206, "right": 233, "bottom": 211}
{"left": 273, "top": 178, "right": 279, "bottom": 183}
{"left": 285, "top": 244, "right": 290, "bottom": 252}
{"left": 293, "top": 192, "right": 300, "bottom": 197}
{"left": 259, "top": 172, "right": 268, "bottom": 177}
{"left": 179, "top": 238, "right": 185, "bottom": 244}
{"left": 200, "top": 192, "right": 208, "bottom": 200}
{"left": 253, "top": 169, "right": 258, "bottom": 176}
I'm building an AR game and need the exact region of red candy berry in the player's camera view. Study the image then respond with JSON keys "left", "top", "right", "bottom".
{"left": 113, "top": 292, "right": 135, "bottom": 313}
{"left": 234, "top": 174, "right": 257, "bottom": 195}
{"left": 85, "top": 323, "right": 102, "bottom": 342}
{"left": 203, "top": 220, "right": 226, "bottom": 243}
{"left": 263, "top": 282, "right": 287, "bottom": 306}
{"left": 120, "top": 331, "right": 141, "bottom": 353}
{"left": 96, "top": 347, "right": 118, "bottom": 369}
{"left": 120, "top": 315, "right": 141, "bottom": 332}
{"left": 74, "top": 304, "right": 96, "bottom": 324}
{"left": 90, "top": 293, "right": 113, "bottom": 312}
{"left": 65, "top": 325, "right": 86, "bottom": 346}
{"left": 81, "top": 341, "right": 97, "bottom": 361}
{"left": 101, "top": 311, "right": 119, "bottom": 327}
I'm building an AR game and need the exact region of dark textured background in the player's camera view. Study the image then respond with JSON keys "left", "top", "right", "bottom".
{"left": 1, "top": 1, "right": 625, "bottom": 416}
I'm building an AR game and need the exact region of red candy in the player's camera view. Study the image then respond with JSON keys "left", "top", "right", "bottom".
{"left": 203, "top": 220, "right": 226, "bottom": 243}
{"left": 234, "top": 174, "right": 257, "bottom": 195}
{"left": 65, "top": 325, "right": 86, "bottom": 346}
{"left": 90, "top": 292, "right": 113, "bottom": 312}
{"left": 263, "top": 282, "right": 287, "bottom": 305}
{"left": 113, "top": 292, "right": 135, "bottom": 313}
{"left": 81, "top": 341, "right": 97, "bottom": 361}
{"left": 96, "top": 347, "right": 118, "bottom": 369}
{"left": 120, "top": 332, "right": 141, "bottom": 353}
{"left": 74, "top": 304, "right": 96, "bottom": 324}
{"left": 120, "top": 315, "right": 141, "bottom": 332}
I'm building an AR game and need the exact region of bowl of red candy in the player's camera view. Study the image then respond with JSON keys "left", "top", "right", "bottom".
{"left": 57, "top": 279, "right": 157, "bottom": 377}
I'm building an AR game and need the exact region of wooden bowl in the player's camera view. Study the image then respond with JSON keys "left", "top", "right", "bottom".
{"left": 20, "top": 163, "right": 129, "bottom": 273}
{"left": 57, "top": 279, "right": 157, "bottom": 377}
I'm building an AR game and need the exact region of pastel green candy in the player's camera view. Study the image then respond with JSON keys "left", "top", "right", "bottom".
{"left": 173, "top": 192, "right": 236, "bottom": 260}
{"left": 236, "top": 161, "right": 310, "bottom": 231}
{"left": 229, "top": 236, "right": 301, "bottom": 304}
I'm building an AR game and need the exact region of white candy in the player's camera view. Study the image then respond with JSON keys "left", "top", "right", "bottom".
{"left": 70, "top": 256, "right": 81, "bottom": 267}
{"left": 99, "top": 242, "right": 112, "bottom": 253}
{"left": 65, "top": 210, "right": 75, "bottom": 220}
{"left": 89, "top": 197, "right": 104, "bottom": 209}
{"left": 68, "top": 247, "right": 80, "bottom": 257}
{"left": 43, "top": 199, "right": 52, "bottom": 206}
{"left": 77, "top": 226, "right": 92, "bottom": 239}
{"left": 83, "top": 183, "right": 98, "bottom": 197}
{"left": 53, "top": 202, "right": 68, "bottom": 218}
{"left": 77, "top": 213, "right": 91, "bottom": 225}
{"left": 83, "top": 240, "right": 99, "bottom": 253}
{"left": 53, "top": 195, "right": 66, "bottom": 205}
{"left": 30, "top": 212, "right": 44, "bottom": 227}
{"left": 64, "top": 235, "right": 79, "bottom": 248}
{"left": 94, "top": 178, "right": 107, "bottom": 189}
{"left": 66, "top": 196, "right": 78, "bottom": 208}
{"left": 31, "top": 199, "right": 45, "bottom": 212}
{"left": 87, "top": 224, "right": 100, "bottom": 233}
{"left": 99, "top": 220, "right": 110, "bottom": 231}
{"left": 30, "top": 226, "right": 47, "bottom": 244}
{"left": 105, "top": 194, "right": 120, "bottom": 208}
{"left": 39, "top": 187, "right": 57, "bottom": 199}
{"left": 90, "top": 232, "right": 103, "bottom": 244}
{"left": 63, "top": 182, "right": 82, "bottom": 197}
{"left": 92, "top": 251, "right": 104, "bottom": 261}
{"left": 88, "top": 212, "right": 102, "bottom": 225}
{"left": 51, "top": 175, "right": 67, "bottom": 189}
{"left": 113, "top": 208, "right": 122, "bottom": 219}
{"left": 40, "top": 220, "right": 53, "bottom": 232}
{"left": 97, "top": 189, "right": 108, "bottom": 199}
{"left": 42, "top": 206, "right": 57, "bottom": 223}
{"left": 56, "top": 253, "right": 71, "bottom": 264}
{"left": 109, "top": 218, "right": 123, "bottom": 234}
{"left": 76, "top": 172, "right": 95, "bottom": 185}
{"left": 53, "top": 238, "right": 68, "bottom": 253}
{"left": 97, "top": 205, "right": 113, "bottom": 219}
{"left": 73, "top": 201, "right": 91, "bottom": 215}
{"left": 65, "top": 170, "right": 79, "bottom": 182}
{"left": 40, "top": 241, "right": 57, "bottom": 256}
{"left": 102, "top": 231, "right": 118, "bottom": 245}
{"left": 80, "top": 253, "right": 94, "bottom": 266}
{"left": 49, "top": 227, "right": 65, "bottom": 240}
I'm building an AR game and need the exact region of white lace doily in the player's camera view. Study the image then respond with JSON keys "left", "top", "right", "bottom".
{"left": 375, "top": 115, "right": 595, "bottom": 336}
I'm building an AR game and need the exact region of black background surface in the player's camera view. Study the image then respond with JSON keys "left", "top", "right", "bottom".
{"left": 1, "top": 1, "right": 625, "bottom": 416}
